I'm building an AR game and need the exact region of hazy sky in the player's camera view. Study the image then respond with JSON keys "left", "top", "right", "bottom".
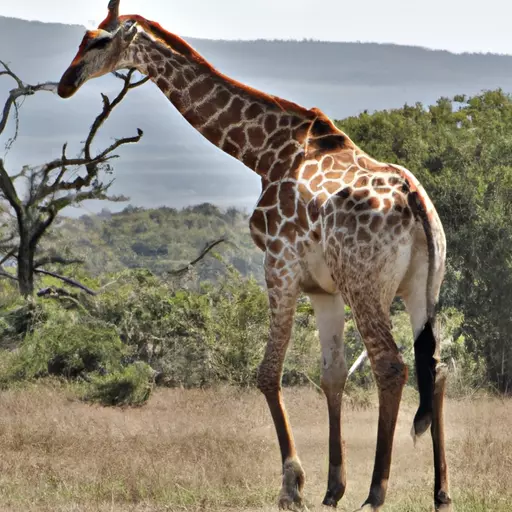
{"left": 2, "top": 0, "right": 511, "bottom": 55}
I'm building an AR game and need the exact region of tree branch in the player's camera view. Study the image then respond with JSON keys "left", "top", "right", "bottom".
{"left": 34, "top": 255, "right": 84, "bottom": 269}
{"left": 0, "top": 60, "right": 24, "bottom": 88}
{"left": 0, "top": 60, "right": 58, "bottom": 137}
{"left": 0, "top": 247, "right": 16, "bottom": 266}
{"left": 38, "top": 128, "right": 143, "bottom": 196}
{"left": 83, "top": 69, "right": 144, "bottom": 167}
{"left": 348, "top": 350, "right": 368, "bottom": 378}
{"left": 0, "top": 268, "right": 18, "bottom": 281}
{"left": 30, "top": 207, "right": 57, "bottom": 248}
{"left": 34, "top": 268, "right": 97, "bottom": 295}
{"left": 168, "top": 238, "right": 228, "bottom": 275}
{"left": 0, "top": 159, "right": 22, "bottom": 217}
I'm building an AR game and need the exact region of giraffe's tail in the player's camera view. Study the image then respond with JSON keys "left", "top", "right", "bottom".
{"left": 407, "top": 188, "right": 446, "bottom": 441}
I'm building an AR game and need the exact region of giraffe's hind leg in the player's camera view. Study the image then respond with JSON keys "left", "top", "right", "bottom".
{"left": 308, "top": 292, "right": 348, "bottom": 507}
{"left": 402, "top": 264, "right": 452, "bottom": 511}
{"left": 350, "top": 297, "right": 408, "bottom": 511}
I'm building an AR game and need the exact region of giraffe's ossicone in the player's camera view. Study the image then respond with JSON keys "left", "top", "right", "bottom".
{"left": 58, "top": 2, "right": 452, "bottom": 511}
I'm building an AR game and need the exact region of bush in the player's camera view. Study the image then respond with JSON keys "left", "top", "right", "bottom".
{"left": 85, "top": 362, "right": 155, "bottom": 406}
{"left": 7, "top": 311, "right": 127, "bottom": 382}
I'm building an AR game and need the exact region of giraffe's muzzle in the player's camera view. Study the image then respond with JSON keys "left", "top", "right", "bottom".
{"left": 57, "top": 64, "right": 84, "bottom": 98}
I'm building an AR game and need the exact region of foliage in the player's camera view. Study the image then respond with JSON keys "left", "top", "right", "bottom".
{"left": 56, "top": 204, "right": 264, "bottom": 282}
{"left": 1, "top": 303, "right": 128, "bottom": 383}
{"left": 85, "top": 362, "right": 155, "bottom": 407}
{"left": 4, "top": 89, "right": 512, "bottom": 402}
{"left": 337, "top": 90, "right": 512, "bottom": 391}
{"left": 90, "top": 267, "right": 319, "bottom": 389}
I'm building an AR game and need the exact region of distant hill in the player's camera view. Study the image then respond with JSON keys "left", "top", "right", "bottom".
{"left": 55, "top": 204, "right": 264, "bottom": 282}
{"left": 2, "top": 15, "right": 512, "bottom": 213}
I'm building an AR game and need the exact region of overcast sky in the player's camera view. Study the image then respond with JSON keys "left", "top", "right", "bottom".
{"left": 1, "top": 0, "right": 511, "bottom": 55}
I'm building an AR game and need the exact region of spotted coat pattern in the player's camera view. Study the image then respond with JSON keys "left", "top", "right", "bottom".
{"left": 58, "top": 9, "right": 451, "bottom": 511}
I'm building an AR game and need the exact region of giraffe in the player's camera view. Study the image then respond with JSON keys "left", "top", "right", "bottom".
{"left": 57, "top": 2, "right": 452, "bottom": 511}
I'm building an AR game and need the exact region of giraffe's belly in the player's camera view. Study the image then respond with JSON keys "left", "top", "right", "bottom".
{"left": 299, "top": 243, "right": 338, "bottom": 295}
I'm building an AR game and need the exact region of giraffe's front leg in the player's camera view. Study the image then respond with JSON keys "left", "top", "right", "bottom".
{"left": 257, "top": 257, "right": 306, "bottom": 511}
{"left": 309, "top": 292, "right": 348, "bottom": 507}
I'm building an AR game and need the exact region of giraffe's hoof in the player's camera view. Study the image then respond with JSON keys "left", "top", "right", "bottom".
{"left": 353, "top": 504, "right": 380, "bottom": 512}
{"left": 322, "top": 495, "right": 337, "bottom": 507}
{"left": 435, "top": 491, "right": 453, "bottom": 511}
{"left": 322, "top": 485, "right": 345, "bottom": 507}
{"left": 278, "top": 495, "right": 309, "bottom": 511}
{"left": 322, "top": 464, "right": 345, "bottom": 507}
{"left": 278, "top": 458, "right": 307, "bottom": 511}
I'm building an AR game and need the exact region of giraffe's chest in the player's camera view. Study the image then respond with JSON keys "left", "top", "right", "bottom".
{"left": 249, "top": 203, "right": 337, "bottom": 294}
{"left": 249, "top": 178, "right": 313, "bottom": 255}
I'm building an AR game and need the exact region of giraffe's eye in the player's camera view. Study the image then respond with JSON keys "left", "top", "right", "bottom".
{"left": 123, "top": 20, "right": 136, "bottom": 30}
{"left": 88, "top": 38, "right": 111, "bottom": 51}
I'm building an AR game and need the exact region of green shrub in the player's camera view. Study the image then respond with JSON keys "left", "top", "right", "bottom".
{"left": 4, "top": 303, "right": 129, "bottom": 382}
{"left": 85, "top": 362, "right": 155, "bottom": 406}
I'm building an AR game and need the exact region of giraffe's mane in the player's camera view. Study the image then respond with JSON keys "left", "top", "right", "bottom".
{"left": 117, "top": 15, "right": 317, "bottom": 119}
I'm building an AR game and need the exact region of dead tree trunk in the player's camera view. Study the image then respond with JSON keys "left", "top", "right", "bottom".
{"left": 0, "top": 63, "right": 147, "bottom": 296}
{"left": 17, "top": 227, "right": 34, "bottom": 296}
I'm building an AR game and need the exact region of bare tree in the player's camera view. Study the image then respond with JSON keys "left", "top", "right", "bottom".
{"left": 0, "top": 61, "right": 148, "bottom": 296}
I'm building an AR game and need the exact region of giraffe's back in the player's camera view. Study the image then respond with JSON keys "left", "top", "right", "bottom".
{"left": 249, "top": 144, "right": 440, "bottom": 306}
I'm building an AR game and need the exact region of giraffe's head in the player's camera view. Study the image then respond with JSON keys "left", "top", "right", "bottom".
{"left": 58, "top": 0, "right": 138, "bottom": 98}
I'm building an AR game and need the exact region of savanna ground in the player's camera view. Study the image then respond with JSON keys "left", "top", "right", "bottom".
{"left": 0, "top": 385, "right": 510, "bottom": 512}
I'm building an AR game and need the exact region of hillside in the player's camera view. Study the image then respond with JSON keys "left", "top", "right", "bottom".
{"left": 2, "top": 16, "right": 512, "bottom": 213}
{"left": 55, "top": 204, "right": 263, "bottom": 281}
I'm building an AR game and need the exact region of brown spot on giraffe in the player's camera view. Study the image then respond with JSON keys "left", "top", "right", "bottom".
{"left": 197, "top": 100, "right": 219, "bottom": 120}
{"left": 302, "top": 164, "right": 318, "bottom": 180}
{"left": 368, "top": 196, "right": 381, "bottom": 209}
{"left": 382, "top": 197, "right": 392, "bottom": 213}
{"left": 369, "top": 215, "right": 384, "bottom": 233}
{"left": 342, "top": 168, "right": 356, "bottom": 184}
{"left": 344, "top": 214, "right": 357, "bottom": 234}
{"left": 278, "top": 142, "right": 298, "bottom": 161}
{"left": 359, "top": 213, "right": 371, "bottom": 225}
{"left": 298, "top": 183, "right": 314, "bottom": 203}
{"left": 257, "top": 152, "right": 275, "bottom": 174}
{"left": 357, "top": 226, "right": 372, "bottom": 243}
{"left": 296, "top": 201, "right": 309, "bottom": 230}
{"left": 386, "top": 214, "right": 401, "bottom": 227}
{"left": 248, "top": 126, "right": 266, "bottom": 148}
{"left": 269, "top": 238, "right": 284, "bottom": 255}
{"left": 227, "top": 126, "right": 246, "bottom": 148}
{"left": 59, "top": 6, "right": 450, "bottom": 512}
{"left": 343, "top": 199, "right": 356, "bottom": 212}
{"left": 214, "top": 88, "right": 231, "bottom": 109}
{"left": 245, "top": 103, "right": 264, "bottom": 120}
{"left": 324, "top": 180, "right": 341, "bottom": 195}
{"left": 265, "top": 114, "right": 278, "bottom": 134}
{"left": 310, "top": 175, "right": 323, "bottom": 192}
{"left": 156, "top": 77, "right": 170, "bottom": 91}
{"left": 322, "top": 155, "right": 335, "bottom": 171}
{"left": 189, "top": 78, "right": 215, "bottom": 101}
{"left": 259, "top": 183, "right": 279, "bottom": 208}
{"left": 279, "top": 182, "right": 297, "bottom": 218}
{"left": 354, "top": 175, "right": 369, "bottom": 188}
{"left": 173, "top": 72, "right": 187, "bottom": 90}
{"left": 265, "top": 208, "right": 281, "bottom": 236}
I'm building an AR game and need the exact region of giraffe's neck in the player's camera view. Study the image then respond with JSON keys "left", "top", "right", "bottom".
{"left": 125, "top": 21, "right": 316, "bottom": 176}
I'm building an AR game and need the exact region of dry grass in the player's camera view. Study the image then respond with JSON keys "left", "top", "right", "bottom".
{"left": 0, "top": 383, "right": 510, "bottom": 511}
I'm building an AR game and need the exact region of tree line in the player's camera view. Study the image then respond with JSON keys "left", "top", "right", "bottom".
{"left": 1, "top": 60, "right": 511, "bottom": 402}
